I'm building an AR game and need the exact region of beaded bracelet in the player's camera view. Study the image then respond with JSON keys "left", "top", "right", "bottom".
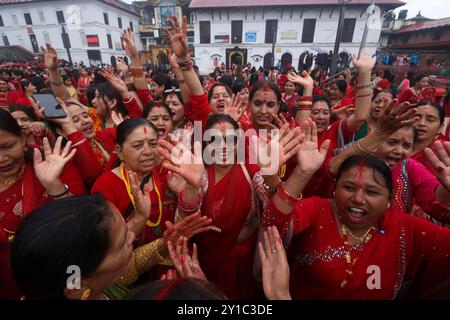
{"left": 178, "top": 59, "right": 194, "bottom": 71}
{"left": 278, "top": 182, "right": 302, "bottom": 206}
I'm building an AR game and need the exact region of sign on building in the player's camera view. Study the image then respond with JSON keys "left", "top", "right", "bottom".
{"left": 245, "top": 32, "right": 257, "bottom": 42}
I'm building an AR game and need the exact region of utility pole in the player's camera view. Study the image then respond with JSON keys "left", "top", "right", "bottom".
{"left": 271, "top": 22, "right": 277, "bottom": 67}
{"left": 330, "top": 0, "right": 351, "bottom": 76}
{"left": 358, "top": 0, "right": 376, "bottom": 58}
{"left": 61, "top": 24, "right": 72, "bottom": 65}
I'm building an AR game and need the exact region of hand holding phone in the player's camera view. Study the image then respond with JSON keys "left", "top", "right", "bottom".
{"left": 32, "top": 94, "right": 67, "bottom": 119}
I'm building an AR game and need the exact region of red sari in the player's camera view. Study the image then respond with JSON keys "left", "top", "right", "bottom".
{"left": 263, "top": 197, "right": 450, "bottom": 300}
{"left": 91, "top": 165, "right": 177, "bottom": 244}
{"left": 398, "top": 87, "right": 435, "bottom": 104}
{"left": 193, "top": 164, "right": 261, "bottom": 300}
{"left": 411, "top": 134, "right": 450, "bottom": 176}
{"left": 0, "top": 162, "right": 86, "bottom": 299}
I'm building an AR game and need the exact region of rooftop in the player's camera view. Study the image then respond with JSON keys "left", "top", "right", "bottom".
{"left": 190, "top": 0, "right": 405, "bottom": 9}
{"left": 396, "top": 17, "right": 450, "bottom": 33}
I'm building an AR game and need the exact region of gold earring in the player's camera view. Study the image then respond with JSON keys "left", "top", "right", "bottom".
{"left": 80, "top": 288, "right": 91, "bottom": 300}
{"left": 387, "top": 203, "right": 391, "bottom": 209}
{"left": 333, "top": 191, "right": 336, "bottom": 197}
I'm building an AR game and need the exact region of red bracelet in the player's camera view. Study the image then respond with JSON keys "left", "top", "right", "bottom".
{"left": 278, "top": 183, "right": 302, "bottom": 206}
{"left": 295, "top": 106, "right": 312, "bottom": 111}
{"left": 178, "top": 191, "right": 201, "bottom": 213}
{"left": 298, "top": 96, "right": 313, "bottom": 102}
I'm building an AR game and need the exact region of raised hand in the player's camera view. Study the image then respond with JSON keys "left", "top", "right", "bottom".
{"left": 224, "top": 94, "right": 245, "bottom": 123}
{"left": 352, "top": 50, "right": 376, "bottom": 73}
{"left": 167, "top": 170, "right": 186, "bottom": 195}
{"left": 33, "top": 136, "right": 76, "bottom": 188}
{"left": 258, "top": 226, "right": 291, "bottom": 300}
{"left": 251, "top": 124, "right": 304, "bottom": 176}
{"left": 111, "top": 110, "right": 125, "bottom": 126}
{"left": 167, "top": 237, "right": 208, "bottom": 281}
{"left": 374, "top": 99, "right": 418, "bottom": 136}
{"left": 162, "top": 15, "right": 189, "bottom": 59}
{"left": 27, "top": 121, "right": 48, "bottom": 137}
{"left": 122, "top": 27, "right": 139, "bottom": 58}
{"left": 287, "top": 71, "right": 313, "bottom": 90}
{"left": 425, "top": 141, "right": 450, "bottom": 191}
{"left": 295, "top": 119, "right": 330, "bottom": 175}
{"left": 98, "top": 69, "right": 129, "bottom": 96}
{"left": 158, "top": 139, "right": 205, "bottom": 188}
{"left": 41, "top": 43, "right": 58, "bottom": 71}
{"left": 163, "top": 212, "right": 212, "bottom": 248}
{"left": 128, "top": 170, "right": 151, "bottom": 220}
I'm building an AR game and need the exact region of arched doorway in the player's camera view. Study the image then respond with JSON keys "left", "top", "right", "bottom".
{"left": 298, "top": 51, "right": 309, "bottom": 71}
{"left": 263, "top": 53, "right": 273, "bottom": 70}
{"left": 281, "top": 52, "right": 292, "bottom": 70}
{"left": 157, "top": 51, "right": 168, "bottom": 67}
{"left": 225, "top": 47, "right": 247, "bottom": 69}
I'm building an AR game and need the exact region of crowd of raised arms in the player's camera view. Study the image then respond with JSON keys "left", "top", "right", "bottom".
{"left": 0, "top": 15, "right": 450, "bottom": 300}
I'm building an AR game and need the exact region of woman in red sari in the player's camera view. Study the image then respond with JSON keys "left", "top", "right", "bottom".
{"left": 262, "top": 123, "right": 450, "bottom": 299}
{"left": 77, "top": 68, "right": 92, "bottom": 106}
{"left": 157, "top": 114, "right": 271, "bottom": 299}
{"left": 0, "top": 109, "right": 86, "bottom": 299}
{"left": 398, "top": 74, "right": 435, "bottom": 104}
{"left": 91, "top": 118, "right": 177, "bottom": 252}
{"left": 410, "top": 102, "right": 449, "bottom": 175}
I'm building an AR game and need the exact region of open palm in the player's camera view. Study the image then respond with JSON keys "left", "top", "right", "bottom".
{"left": 34, "top": 137, "right": 76, "bottom": 186}
{"left": 295, "top": 119, "right": 330, "bottom": 175}
{"left": 158, "top": 139, "right": 205, "bottom": 188}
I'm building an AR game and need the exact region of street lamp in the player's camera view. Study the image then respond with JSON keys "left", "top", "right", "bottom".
{"left": 61, "top": 24, "right": 73, "bottom": 65}
{"left": 330, "top": 0, "right": 351, "bottom": 76}
{"left": 271, "top": 23, "right": 277, "bottom": 68}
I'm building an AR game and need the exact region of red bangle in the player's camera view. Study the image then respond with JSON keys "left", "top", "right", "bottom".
{"left": 296, "top": 106, "right": 312, "bottom": 111}
{"left": 178, "top": 191, "right": 201, "bottom": 213}
{"left": 277, "top": 183, "right": 302, "bottom": 206}
{"left": 298, "top": 96, "right": 313, "bottom": 102}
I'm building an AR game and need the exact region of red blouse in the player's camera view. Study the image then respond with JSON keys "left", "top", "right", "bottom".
{"left": 263, "top": 197, "right": 450, "bottom": 300}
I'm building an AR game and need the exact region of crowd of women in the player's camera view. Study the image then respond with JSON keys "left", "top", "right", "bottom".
{"left": 0, "top": 15, "right": 449, "bottom": 300}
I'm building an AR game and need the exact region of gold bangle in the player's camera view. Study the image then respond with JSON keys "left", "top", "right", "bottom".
{"left": 50, "top": 78, "right": 63, "bottom": 86}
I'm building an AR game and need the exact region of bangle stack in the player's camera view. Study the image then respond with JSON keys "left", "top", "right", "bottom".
{"left": 178, "top": 59, "right": 194, "bottom": 71}
{"left": 355, "top": 140, "right": 374, "bottom": 155}
{"left": 178, "top": 191, "right": 201, "bottom": 213}
{"left": 277, "top": 183, "right": 302, "bottom": 206}
{"left": 130, "top": 67, "right": 144, "bottom": 77}
{"left": 296, "top": 96, "right": 313, "bottom": 111}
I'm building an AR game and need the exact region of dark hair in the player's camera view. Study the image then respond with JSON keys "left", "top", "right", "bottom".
{"left": 205, "top": 113, "right": 239, "bottom": 131}
{"left": 116, "top": 117, "right": 158, "bottom": 146}
{"left": 218, "top": 75, "right": 234, "bottom": 89}
{"left": 373, "top": 89, "right": 394, "bottom": 101}
{"left": 414, "top": 102, "right": 445, "bottom": 125}
{"left": 403, "top": 125, "right": 419, "bottom": 145}
{"left": 208, "top": 83, "right": 233, "bottom": 103}
{"left": 0, "top": 108, "right": 22, "bottom": 136}
{"left": 413, "top": 74, "right": 428, "bottom": 87}
{"left": 249, "top": 80, "right": 282, "bottom": 103}
{"left": 312, "top": 95, "right": 331, "bottom": 110}
{"left": 126, "top": 278, "right": 228, "bottom": 300}
{"left": 335, "top": 155, "right": 393, "bottom": 199}
{"left": 143, "top": 101, "right": 173, "bottom": 121}
{"left": 8, "top": 104, "right": 37, "bottom": 122}
{"left": 163, "top": 86, "right": 184, "bottom": 105}
{"left": 11, "top": 194, "right": 113, "bottom": 299}
{"left": 333, "top": 80, "right": 347, "bottom": 95}
{"left": 19, "top": 79, "right": 32, "bottom": 93}
{"left": 406, "top": 71, "right": 415, "bottom": 83}
{"left": 152, "top": 73, "right": 172, "bottom": 90}
{"left": 231, "top": 81, "right": 248, "bottom": 95}
{"left": 95, "top": 81, "right": 128, "bottom": 116}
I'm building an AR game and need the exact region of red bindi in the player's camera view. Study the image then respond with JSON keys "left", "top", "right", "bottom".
{"left": 143, "top": 127, "right": 148, "bottom": 134}
{"left": 356, "top": 159, "right": 366, "bottom": 189}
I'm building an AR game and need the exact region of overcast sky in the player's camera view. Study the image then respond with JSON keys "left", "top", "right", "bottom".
{"left": 122, "top": 0, "right": 450, "bottom": 20}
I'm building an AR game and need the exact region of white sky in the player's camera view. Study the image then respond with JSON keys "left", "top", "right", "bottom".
{"left": 122, "top": 0, "right": 450, "bottom": 20}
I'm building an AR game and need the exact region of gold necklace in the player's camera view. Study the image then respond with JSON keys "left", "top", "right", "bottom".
{"left": 0, "top": 165, "right": 25, "bottom": 186}
{"left": 344, "top": 224, "right": 376, "bottom": 242}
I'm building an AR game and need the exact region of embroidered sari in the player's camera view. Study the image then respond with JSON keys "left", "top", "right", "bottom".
{"left": 263, "top": 197, "right": 450, "bottom": 300}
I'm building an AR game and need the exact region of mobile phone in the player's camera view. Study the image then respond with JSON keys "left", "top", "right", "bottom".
{"left": 123, "top": 56, "right": 129, "bottom": 66}
{"left": 32, "top": 94, "right": 67, "bottom": 119}
{"left": 110, "top": 56, "right": 117, "bottom": 68}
